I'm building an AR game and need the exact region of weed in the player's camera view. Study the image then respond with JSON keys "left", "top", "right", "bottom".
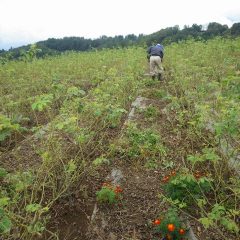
{"left": 144, "top": 158, "right": 159, "bottom": 169}
{"left": 0, "top": 114, "right": 25, "bottom": 142}
{"left": 31, "top": 94, "right": 54, "bottom": 112}
{"left": 163, "top": 170, "right": 212, "bottom": 205}
{"left": 125, "top": 123, "right": 167, "bottom": 160}
{"left": 199, "top": 204, "right": 239, "bottom": 234}
{"left": 144, "top": 105, "right": 159, "bottom": 119}
{"left": 96, "top": 183, "right": 123, "bottom": 204}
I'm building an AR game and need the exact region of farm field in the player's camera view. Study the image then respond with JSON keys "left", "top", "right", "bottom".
{"left": 0, "top": 38, "right": 240, "bottom": 240}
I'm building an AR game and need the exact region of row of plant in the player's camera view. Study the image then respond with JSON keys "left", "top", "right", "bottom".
{"left": 93, "top": 89, "right": 239, "bottom": 240}
{"left": 92, "top": 38, "right": 240, "bottom": 239}
{"left": 0, "top": 48, "right": 143, "bottom": 147}
{"left": 158, "top": 37, "right": 240, "bottom": 239}
{"left": 0, "top": 47, "right": 146, "bottom": 239}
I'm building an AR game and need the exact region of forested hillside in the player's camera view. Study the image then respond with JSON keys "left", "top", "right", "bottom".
{"left": 1, "top": 22, "right": 240, "bottom": 62}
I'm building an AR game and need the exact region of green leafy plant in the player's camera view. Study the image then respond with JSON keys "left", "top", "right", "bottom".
{"left": 187, "top": 148, "right": 220, "bottom": 167}
{"left": 144, "top": 158, "right": 159, "bottom": 169}
{"left": 66, "top": 86, "right": 86, "bottom": 99}
{"left": 25, "top": 203, "right": 49, "bottom": 235}
{"left": 93, "top": 156, "right": 110, "bottom": 167}
{"left": 125, "top": 123, "right": 167, "bottom": 159}
{"left": 0, "top": 208, "right": 12, "bottom": 234}
{"left": 163, "top": 171, "right": 212, "bottom": 205}
{"left": 199, "top": 204, "right": 239, "bottom": 234}
{"left": 55, "top": 116, "right": 78, "bottom": 134}
{"left": 96, "top": 183, "right": 123, "bottom": 204}
{"left": 0, "top": 114, "right": 22, "bottom": 142}
{"left": 31, "top": 93, "right": 54, "bottom": 112}
{"left": 143, "top": 105, "right": 159, "bottom": 119}
{"left": 106, "top": 105, "right": 127, "bottom": 128}
{"left": 214, "top": 106, "right": 239, "bottom": 138}
{"left": 20, "top": 44, "right": 42, "bottom": 62}
{"left": 0, "top": 168, "right": 7, "bottom": 178}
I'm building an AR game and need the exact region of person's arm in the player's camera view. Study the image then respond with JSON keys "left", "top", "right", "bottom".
{"left": 147, "top": 47, "right": 151, "bottom": 61}
{"left": 147, "top": 46, "right": 152, "bottom": 55}
{"left": 160, "top": 51, "right": 163, "bottom": 59}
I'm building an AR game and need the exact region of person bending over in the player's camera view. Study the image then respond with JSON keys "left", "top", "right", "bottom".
{"left": 147, "top": 43, "right": 164, "bottom": 80}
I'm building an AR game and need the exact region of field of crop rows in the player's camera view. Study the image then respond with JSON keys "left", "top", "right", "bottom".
{"left": 0, "top": 38, "right": 239, "bottom": 240}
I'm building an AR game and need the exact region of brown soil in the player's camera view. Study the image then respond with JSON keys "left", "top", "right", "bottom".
{"left": 47, "top": 198, "right": 95, "bottom": 240}
{"left": 0, "top": 136, "right": 42, "bottom": 171}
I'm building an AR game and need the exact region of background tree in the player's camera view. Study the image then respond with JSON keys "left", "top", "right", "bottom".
{"left": 231, "top": 23, "right": 240, "bottom": 36}
{"left": 205, "top": 22, "right": 228, "bottom": 38}
{"left": 1, "top": 21, "right": 240, "bottom": 61}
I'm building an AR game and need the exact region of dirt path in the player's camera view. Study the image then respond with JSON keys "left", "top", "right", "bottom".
{"left": 85, "top": 92, "right": 174, "bottom": 239}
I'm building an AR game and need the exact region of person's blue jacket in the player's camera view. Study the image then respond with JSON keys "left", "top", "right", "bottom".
{"left": 147, "top": 44, "right": 164, "bottom": 59}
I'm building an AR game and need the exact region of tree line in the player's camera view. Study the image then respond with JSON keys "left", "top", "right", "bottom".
{"left": 1, "top": 22, "right": 240, "bottom": 61}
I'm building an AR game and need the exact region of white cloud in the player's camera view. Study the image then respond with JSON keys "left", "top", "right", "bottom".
{"left": 0, "top": 0, "right": 240, "bottom": 49}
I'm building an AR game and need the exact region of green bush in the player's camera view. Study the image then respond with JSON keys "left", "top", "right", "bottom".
{"left": 163, "top": 172, "right": 212, "bottom": 205}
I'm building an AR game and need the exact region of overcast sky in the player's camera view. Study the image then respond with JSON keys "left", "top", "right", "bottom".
{"left": 1, "top": 0, "right": 240, "bottom": 50}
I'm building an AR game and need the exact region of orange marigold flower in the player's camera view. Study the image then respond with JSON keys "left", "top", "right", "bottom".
{"left": 179, "top": 228, "right": 185, "bottom": 235}
{"left": 167, "top": 223, "right": 175, "bottom": 232}
{"left": 153, "top": 219, "right": 161, "bottom": 225}
{"left": 162, "top": 176, "right": 170, "bottom": 183}
{"left": 194, "top": 172, "right": 202, "bottom": 179}
{"left": 115, "top": 185, "right": 123, "bottom": 193}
